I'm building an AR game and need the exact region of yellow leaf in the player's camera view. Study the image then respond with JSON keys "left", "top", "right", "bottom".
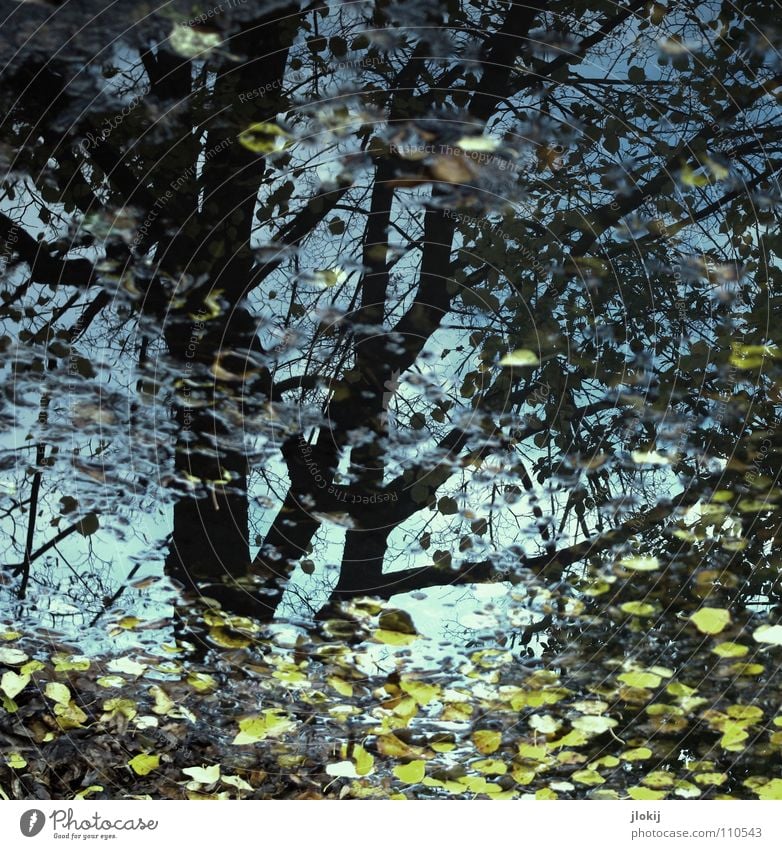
{"left": 0, "top": 671, "right": 29, "bottom": 700}
{"left": 45, "top": 682, "right": 71, "bottom": 706}
{"left": 619, "top": 555, "right": 660, "bottom": 571}
{"left": 393, "top": 760, "right": 426, "bottom": 784}
{"left": 187, "top": 672, "right": 218, "bottom": 693}
{"left": 182, "top": 764, "right": 221, "bottom": 784}
{"left": 572, "top": 769, "right": 605, "bottom": 786}
{"left": 232, "top": 710, "right": 295, "bottom": 745}
{"left": 128, "top": 754, "right": 159, "bottom": 776}
{"left": 238, "top": 122, "right": 291, "bottom": 155}
{"left": 621, "top": 601, "right": 657, "bottom": 617}
{"left": 571, "top": 715, "right": 618, "bottom": 735}
{"left": 169, "top": 23, "right": 221, "bottom": 58}
{"left": 752, "top": 624, "right": 782, "bottom": 645}
{"left": 0, "top": 648, "right": 28, "bottom": 665}
{"left": 628, "top": 786, "right": 667, "bottom": 800}
{"left": 472, "top": 730, "right": 502, "bottom": 754}
{"left": 327, "top": 676, "right": 353, "bottom": 698}
{"left": 712, "top": 642, "right": 748, "bottom": 658}
{"left": 107, "top": 656, "right": 147, "bottom": 676}
{"left": 149, "top": 685, "right": 175, "bottom": 716}
{"left": 473, "top": 758, "right": 507, "bottom": 775}
{"left": 400, "top": 678, "right": 440, "bottom": 706}
{"left": 5, "top": 752, "right": 26, "bottom": 769}
{"left": 373, "top": 629, "right": 419, "bottom": 646}
{"left": 51, "top": 653, "right": 90, "bottom": 672}
{"left": 756, "top": 779, "right": 782, "bottom": 800}
{"left": 353, "top": 745, "right": 374, "bottom": 776}
{"left": 499, "top": 349, "right": 539, "bottom": 368}
{"left": 621, "top": 747, "right": 652, "bottom": 762}
{"left": 690, "top": 607, "right": 731, "bottom": 635}
{"left": 617, "top": 671, "right": 661, "bottom": 688}
{"left": 74, "top": 785, "right": 103, "bottom": 799}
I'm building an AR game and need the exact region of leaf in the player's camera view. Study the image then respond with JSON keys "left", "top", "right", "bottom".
{"left": 627, "top": 786, "right": 667, "bottom": 800}
{"left": 5, "top": 752, "right": 26, "bottom": 769}
{"left": 169, "top": 23, "right": 221, "bottom": 58}
{"left": 221, "top": 774, "right": 253, "bottom": 792}
{"left": 755, "top": 779, "right": 782, "bottom": 800}
{"left": 621, "top": 747, "right": 652, "bottom": 762}
{"left": 619, "top": 555, "right": 660, "bottom": 571}
{"left": 353, "top": 745, "right": 374, "bottom": 776}
{"left": 327, "top": 676, "right": 353, "bottom": 697}
{"left": 187, "top": 672, "right": 218, "bottom": 693}
{"left": 238, "top": 122, "right": 291, "bottom": 155}
{"left": 373, "top": 629, "right": 419, "bottom": 646}
{"left": 752, "top": 624, "right": 782, "bottom": 645}
{"left": 528, "top": 714, "right": 562, "bottom": 735}
{"left": 0, "top": 671, "right": 29, "bottom": 699}
{"left": 630, "top": 450, "right": 673, "bottom": 465}
{"left": 232, "top": 710, "right": 295, "bottom": 745}
{"left": 472, "top": 730, "right": 502, "bottom": 754}
{"left": 107, "top": 657, "right": 147, "bottom": 676}
{"left": 572, "top": 769, "right": 605, "bottom": 786}
{"left": 399, "top": 678, "right": 440, "bottom": 706}
{"left": 571, "top": 715, "right": 618, "bottom": 735}
{"left": 102, "top": 698, "right": 138, "bottom": 721}
{"left": 499, "top": 349, "right": 539, "bottom": 368}
{"left": 52, "top": 654, "right": 90, "bottom": 672}
{"left": 128, "top": 754, "right": 159, "bottom": 776}
{"left": 621, "top": 601, "right": 657, "bottom": 617}
{"left": 44, "top": 682, "right": 71, "bottom": 706}
{"left": 76, "top": 513, "right": 99, "bottom": 536}
{"left": 393, "top": 760, "right": 426, "bottom": 784}
{"left": 712, "top": 642, "right": 748, "bottom": 658}
{"left": 456, "top": 135, "right": 499, "bottom": 152}
{"left": 474, "top": 758, "right": 507, "bottom": 775}
{"left": 149, "top": 685, "right": 175, "bottom": 716}
{"left": 690, "top": 607, "right": 731, "bottom": 635}
{"left": 0, "top": 647, "right": 28, "bottom": 665}
{"left": 182, "top": 764, "right": 221, "bottom": 784}
{"left": 617, "top": 671, "right": 661, "bottom": 688}
{"left": 74, "top": 786, "right": 103, "bottom": 799}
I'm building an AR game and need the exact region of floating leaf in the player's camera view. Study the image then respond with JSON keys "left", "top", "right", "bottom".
{"left": 0, "top": 671, "right": 29, "bottom": 700}
{"left": 353, "top": 745, "right": 374, "bottom": 776}
{"left": 499, "top": 349, "right": 539, "bottom": 368}
{"left": 44, "top": 682, "right": 71, "bottom": 706}
{"left": 619, "top": 555, "right": 660, "bottom": 571}
{"left": 472, "top": 730, "right": 502, "bottom": 754}
{"left": 752, "top": 624, "right": 782, "bottom": 645}
{"left": 393, "top": 760, "right": 426, "bottom": 784}
{"left": 238, "top": 122, "right": 291, "bottom": 155}
{"left": 0, "top": 648, "right": 28, "bottom": 665}
{"left": 621, "top": 601, "right": 657, "bottom": 617}
{"left": 617, "top": 671, "right": 661, "bottom": 689}
{"left": 169, "top": 23, "right": 222, "bottom": 58}
{"left": 106, "top": 656, "right": 147, "bottom": 676}
{"left": 52, "top": 654, "right": 90, "bottom": 672}
{"left": 572, "top": 769, "right": 605, "bottom": 785}
{"left": 232, "top": 710, "right": 295, "bottom": 745}
{"left": 712, "top": 642, "right": 748, "bottom": 658}
{"left": 690, "top": 607, "right": 731, "bottom": 635}
{"left": 473, "top": 758, "right": 507, "bottom": 775}
{"left": 755, "top": 779, "right": 782, "bottom": 800}
{"left": 400, "top": 678, "right": 440, "bottom": 706}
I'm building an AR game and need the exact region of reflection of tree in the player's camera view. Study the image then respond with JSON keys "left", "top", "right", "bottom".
{"left": 0, "top": 0, "right": 780, "bottom": 633}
